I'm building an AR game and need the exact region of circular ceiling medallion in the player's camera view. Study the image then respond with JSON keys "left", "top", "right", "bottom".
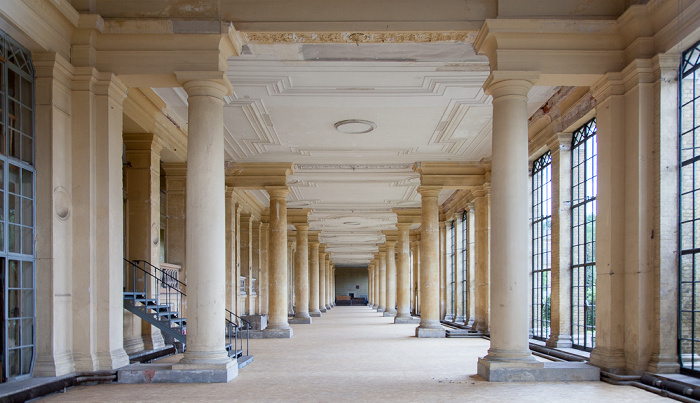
{"left": 334, "top": 119, "right": 376, "bottom": 134}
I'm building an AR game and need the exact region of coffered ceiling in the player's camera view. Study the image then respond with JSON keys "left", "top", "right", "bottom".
{"left": 153, "top": 41, "right": 557, "bottom": 266}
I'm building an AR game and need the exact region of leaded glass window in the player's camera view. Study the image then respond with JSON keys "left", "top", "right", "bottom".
{"left": 571, "top": 119, "right": 597, "bottom": 351}
{"left": 532, "top": 151, "right": 552, "bottom": 341}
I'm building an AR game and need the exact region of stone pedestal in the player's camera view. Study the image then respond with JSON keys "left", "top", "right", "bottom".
{"left": 477, "top": 360, "right": 599, "bottom": 382}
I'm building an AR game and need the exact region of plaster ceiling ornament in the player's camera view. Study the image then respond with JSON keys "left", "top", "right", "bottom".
{"left": 334, "top": 119, "right": 376, "bottom": 134}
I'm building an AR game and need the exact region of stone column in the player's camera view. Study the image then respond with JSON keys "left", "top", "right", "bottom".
{"left": 373, "top": 258, "right": 380, "bottom": 309}
{"left": 124, "top": 133, "right": 166, "bottom": 353}
{"left": 325, "top": 256, "right": 332, "bottom": 310}
{"left": 384, "top": 240, "right": 398, "bottom": 317}
{"left": 260, "top": 218, "right": 270, "bottom": 315}
{"left": 412, "top": 235, "right": 421, "bottom": 315}
{"left": 263, "top": 186, "right": 293, "bottom": 338}
{"left": 416, "top": 186, "right": 445, "bottom": 337}
{"left": 319, "top": 246, "right": 327, "bottom": 313}
{"left": 175, "top": 77, "right": 235, "bottom": 379}
{"left": 224, "top": 189, "right": 237, "bottom": 315}
{"left": 234, "top": 203, "right": 242, "bottom": 316}
{"left": 240, "top": 213, "right": 252, "bottom": 315}
{"left": 309, "top": 235, "right": 321, "bottom": 317}
{"left": 477, "top": 78, "right": 538, "bottom": 380}
{"left": 368, "top": 264, "right": 374, "bottom": 306}
{"left": 472, "top": 187, "right": 490, "bottom": 333}
{"left": 251, "top": 220, "right": 261, "bottom": 314}
{"left": 287, "top": 234, "right": 296, "bottom": 315}
{"left": 395, "top": 224, "right": 413, "bottom": 322}
{"left": 546, "top": 134, "right": 573, "bottom": 348}
{"left": 291, "top": 224, "right": 312, "bottom": 323}
{"left": 377, "top": 249, "right": 387, "bottom": 313}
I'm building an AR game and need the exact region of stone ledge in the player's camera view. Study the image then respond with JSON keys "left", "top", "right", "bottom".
{"left": 416, "top": 327, "right": 446, "bottom": 338}
{"left": 477, "top": 359, "right": 600, "bottom": 382}
{"left": 289, "top": 317, "right": 312, "bottom": 324}
{"left": 119, "top": 360, "right": 238, "bottom": 384}
{"left": 263, "top": 328, "right": 294, "bottom": 338}
{"left": 394, "top": 316, "right": 421, "bottom": 324}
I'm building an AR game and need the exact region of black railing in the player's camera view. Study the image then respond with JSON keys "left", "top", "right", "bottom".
{"left": 124, "top": 258, "right": 187, "bottom": 327}
{"left": 226, "top": 309, "right": 250, "bottom": 358}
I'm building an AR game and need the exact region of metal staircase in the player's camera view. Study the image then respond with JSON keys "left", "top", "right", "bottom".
{"left": 123, "top": 259, "right": 251, "bottom": 364}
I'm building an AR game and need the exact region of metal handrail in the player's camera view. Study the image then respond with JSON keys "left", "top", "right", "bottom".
{"left": 226, "top": 309, "right": 250, "bottom": 357}
{"left": 123, "top": 258, "right": 186, "bottom": 339}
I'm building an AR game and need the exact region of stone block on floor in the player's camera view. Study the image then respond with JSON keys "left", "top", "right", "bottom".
{"left": 416, "top": 327, "right": 446, "bottom": 338}
{"left": 289, "top": 317, "right": 312, "bottom": 324}
{"left": 118, "top": 360, "right": 238, "bottom": 384}
{"left": 477, "top": 359, "right": 600, "bottom": 382}
{"left": 263, "top": 328, "right": 294, "bottom": 338}
{"left": 394, "top": 316, "right": 421, "bottom": 324}
{"left": 241, "top": 314, "right": 267, "bottom": 330}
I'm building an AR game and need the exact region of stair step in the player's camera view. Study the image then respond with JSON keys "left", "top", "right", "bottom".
{"left": 237, "top": 355, "right": 254, "bottom": 369}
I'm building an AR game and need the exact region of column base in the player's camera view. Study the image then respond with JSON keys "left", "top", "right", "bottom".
{"left": 289, "top": 317, "right": 312, "bottom": 324}
{"left": 383, "top": 311, "right": 397, "bottom": 317}
{"left": 120, "top": 359, "right": 237, "bottom": 383}
{"left": 590, "top": 346, "right": 626, "bottom": 373}
{"left": 545, "top": 334, "right": 573, "bottom": 349}
{"left": 415, "top": 326, "right": 446, "bottom": 338}
{"left": 263, "top": 327, "right": 294, "bottom": 338}
{"left": 95, "top": 348, "right": 130, "bottom": 370}
{"left": 394, "top": 316, "right": 421, "bottom": 324}
{"left": 309, "top": 311, "right": 322, "bottom": 317}
{"left": 320, "top": 308, "right": 327, "bottom": 313}
{"left": 325, "top": 305, "right": 332, "bottom": 310}
{"left": 377, "top": 307, "right": 386, "bottom": 313}
{"left": 477, "top": 358, "right": 599, "bottom": 382}
{"left": 647, "top": 353, "right": 681, "bottom": 374}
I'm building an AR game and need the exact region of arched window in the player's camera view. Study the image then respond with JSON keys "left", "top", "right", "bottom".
{"left": 571, "top": 118, "right": 597, "bottom": 351}
{"left": 531, "top": 151, "right": 552, "bottom": 341}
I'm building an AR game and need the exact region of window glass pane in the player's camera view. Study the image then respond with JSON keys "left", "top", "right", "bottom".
{"left": 8, "top": 290, "right": 18, "bottom": 318}
{"left": 20, "top": 76, "right": 31, "bottom": 107}
{"left": 21, "top": 289, "right": 32, "bottom": 317}
{"left": 21, "top": 197, "right": 30, "bottom": 226}
{"left": 8, "top": 349, "right": 18, "bottom": 377}
{"left": 8, "top": 259, "right": 17, "bottom": 287}
{"left": 20, "top": 135, "right": 31, "bottom": 165}
{"left": 8, "top": 224, "right": 19, "bottom": 253}
{"left": 8, "top": 164, "right": 18, "bottom": 194}
{"left": 21, "top": 347, "right": 32, "bottom": 374}
{"left": 7, "top": 194, "right": 17, "bottom": 223}
{"left": 21, "top": 226, "right": 32, "bottom": 255}
{"left": 21, "top": 168, "right": 31, "bottom": 198}
{"left": 21, "top": 261, "right": 31, "bottom": 288}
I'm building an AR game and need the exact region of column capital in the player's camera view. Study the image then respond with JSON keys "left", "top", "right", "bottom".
{"left": 483, "top": 72, "right": 539, "bottom": 98}
{"left": 294, "top": 223, "right": 310, "bottom": 232}
{"left": 266, "top": 186, "right": 290, "bottom": 199}
{"left": 418, "top": 186, "right": 442, "bottom": 197}
{"left": 176, "top": 71, "right": 233, "bottom": 98}
{"left": 396, "top": 223, "right": 412, "bottom": 232}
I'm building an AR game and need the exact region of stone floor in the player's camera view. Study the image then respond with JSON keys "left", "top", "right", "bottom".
{"left": 38, "top": 306, "right": 669, "bottom": 402}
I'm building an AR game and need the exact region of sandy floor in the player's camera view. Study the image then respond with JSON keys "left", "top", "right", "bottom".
{"left": 38, "top": 306, "right": 669, "bottom": 402}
